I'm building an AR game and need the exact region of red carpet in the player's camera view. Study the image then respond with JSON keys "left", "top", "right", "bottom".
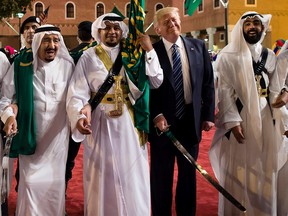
{"left": 8, "top": 128, "right": 217, "bottom": 216}
{"left": 195, "top": 128, "right": 218, "bottom": 216}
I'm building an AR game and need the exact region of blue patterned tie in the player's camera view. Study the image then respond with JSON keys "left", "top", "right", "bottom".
{"left": 172, "top": 44, "right": 185, "bottom": 119}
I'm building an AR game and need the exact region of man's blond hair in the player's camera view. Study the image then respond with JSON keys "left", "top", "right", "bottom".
{"left": 153, "top": 7, "right": 179, "bottom": 28}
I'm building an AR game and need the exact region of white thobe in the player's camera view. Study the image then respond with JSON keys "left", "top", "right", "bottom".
{"left": 0, "top": 52, "right": 14, "bottom": 214}
{"left": 0, "top": 52, "right": 10, "bottom": 94}
{"left": 276, "top": 49, "right": 288, "bottom": 91}
{"left": 209, "top": 44, "right": 286, "bottom": 216}
{"left": 66, "top": 45, "right": 163, "bottom": 216}
{"left": 1, "top": 56, "right": 73, "bottom": 216}
{"left": 275, "top": 49, "right": 288, "bottom": 216}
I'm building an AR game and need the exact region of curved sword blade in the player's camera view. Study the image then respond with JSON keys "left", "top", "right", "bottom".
{"left": 164, "top": 129, "right": 246, "bottom": 213}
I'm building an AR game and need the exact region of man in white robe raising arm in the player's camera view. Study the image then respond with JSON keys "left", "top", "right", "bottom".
{"left": 66, "top": 13, "right": 163, "bottom": 216}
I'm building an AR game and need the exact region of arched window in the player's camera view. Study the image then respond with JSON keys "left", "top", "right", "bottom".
{"left": 35, "top": 2, "right": 44, "bottom": 17}
{"left": 184, "top": 4, "right": 188, "bottom": 15}
{"left": 66, "top": 3, "right": 75, "bottom": 18}
{"left": 126, "top": 3, "right": 130, "bottom": 18}
{"left": 155, "top": 3, "right": 163, "bottom": 11}
{"left": 198, "top": 2, "right": 203, "bottom": 12}
{"left": 96, "top": 3, "right": 104, "bottom": 18}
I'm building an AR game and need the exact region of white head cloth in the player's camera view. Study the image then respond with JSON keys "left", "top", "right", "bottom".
{"left": 222, "top": 11, "right": 271, "bottom": 55}
{"left": 279, "top": 40, "right": 288, "bottom": 55}
{"left": 91, "top": 13, "right": 128, "bottom": 43}
{"left": 32, "top": 24, "right": 74, "bottom": 71}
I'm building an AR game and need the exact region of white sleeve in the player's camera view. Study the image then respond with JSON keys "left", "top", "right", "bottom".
{"left": 145, "top": 49, "right": 163, "bottom": 89}
{"left": 0, "top": 52, "right": 10, "bottom": 82}
{"left": 215, "top": 58, "right": 242, "bottom": 128}
{"left": 1, "top": 107, "right": 14, "bottom": 124}
{"left": 66, "top": 57, "right": 91, "bottom": 142}
{"left": 0, "top": 62, "right": 15, "bottom": 119}
{"left": 276, "top": 52, "right": 288, "bottom": 89}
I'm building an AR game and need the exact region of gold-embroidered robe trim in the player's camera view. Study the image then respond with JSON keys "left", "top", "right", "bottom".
{"left": 94, "top": 45, "right": 113, "bottom": 71}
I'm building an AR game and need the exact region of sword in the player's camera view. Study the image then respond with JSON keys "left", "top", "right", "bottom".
{"left": 144, "top": 21, "right": 154, "bottom": 33}
{"left": 2, "top": 19, "right": 19, "bottom": 35}
{"left": 1, "top": 132, "right": 17, "bottom": 204}
{"left": 162, "top": 128, "right": 246, "bottom": 213}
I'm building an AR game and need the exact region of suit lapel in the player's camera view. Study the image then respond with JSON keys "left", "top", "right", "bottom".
{"left": 182, "top": 36, "right": 196, "bottom": 89}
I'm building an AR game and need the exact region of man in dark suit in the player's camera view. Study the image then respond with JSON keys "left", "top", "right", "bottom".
{"left": 70, "top": 21, "right": 93, "bottom": 53}
{"left": 69, "top": 20, "right": 95, "bottom": 64}
{"left": 149, "top": 7, "right": 215, "bottom": 216}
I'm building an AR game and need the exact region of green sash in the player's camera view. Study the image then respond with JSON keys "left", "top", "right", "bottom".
{"left": 10, "top": 48, "right": 36, "bottom": 158}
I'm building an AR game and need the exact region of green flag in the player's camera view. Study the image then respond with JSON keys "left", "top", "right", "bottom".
{"left": 121, "top": 0, "right": 150, "bottom": 134}
{"left": 185, "top": 0, "right": 202, "bottom": 16}
{"left": 111, "top": 5, "right": 126, "bottom": 19}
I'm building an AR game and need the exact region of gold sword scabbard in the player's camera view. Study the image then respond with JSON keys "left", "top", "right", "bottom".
{"left": 109, "top": 75, "right": 124, "bottom": 117}
{"left": 255, "top": 74, "right": 268, "bottom": 97}
{"left": 255, "top": 75, "right": 262, "bottom": 97}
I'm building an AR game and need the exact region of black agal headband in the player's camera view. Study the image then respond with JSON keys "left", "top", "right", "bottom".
{"left": 35, "top": 26, "right": 61, "bottom": 33}
{"left": 241, "top": 13, "right": 263, "bottom": 20}
{"left": 102, "top": 16, "right": 124, "bottom": 21}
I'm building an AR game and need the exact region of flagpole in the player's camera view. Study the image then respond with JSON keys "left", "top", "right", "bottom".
{"left": 224, "top": 1, "right": 228, "bottom": 45}
{"left": 144, "top": 21, "right": 154, "bottom": 33}
{"left": 220, "top": 0, "right": 229, "bottom": 45}
{"left": 2, "top": 19, "right": 19, "bottom": 35}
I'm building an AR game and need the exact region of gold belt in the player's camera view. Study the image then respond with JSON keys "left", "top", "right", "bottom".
{"left": 101, "top": 93, "right": 130, "bottom": 104}
{"left": 90, "top": 76, "right": 131, "bottom": 117}
{"left": 90, "top": 84, "right": 129, "bottom": 103}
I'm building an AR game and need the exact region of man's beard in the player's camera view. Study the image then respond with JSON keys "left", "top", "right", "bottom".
{"left": 45, "top": 58, "right": 54, "bottom": 62}
{"left": 106, "top": 41, "right": 118, "bottom": 47}
{"left": 243, "top": 30, "right": 263, "bottom": 44}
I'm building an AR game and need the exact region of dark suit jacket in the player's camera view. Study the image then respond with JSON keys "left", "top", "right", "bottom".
{"left": 150, "top": 36, "right": 215, "bottom": 143}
